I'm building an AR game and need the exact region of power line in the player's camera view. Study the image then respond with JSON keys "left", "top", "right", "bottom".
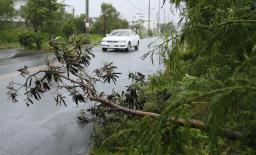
{"left": 124, "top": 0, "right": 148, "bottom": 14}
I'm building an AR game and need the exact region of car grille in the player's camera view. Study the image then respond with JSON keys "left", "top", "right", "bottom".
{"left": 107, "top": 40, "right": 118, "bottom": 43}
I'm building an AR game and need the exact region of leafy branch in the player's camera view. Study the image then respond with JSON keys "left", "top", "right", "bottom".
{"left": 7, "top": 36, "right": 244, "bottom": 143}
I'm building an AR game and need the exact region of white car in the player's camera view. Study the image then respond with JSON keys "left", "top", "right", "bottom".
{"left": 101, "top": 29, "right": 140, "bottom": 52}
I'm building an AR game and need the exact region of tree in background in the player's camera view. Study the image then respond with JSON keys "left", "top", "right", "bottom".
{"left": 0, "top": 0, "right": 15, "bottom": 28}
{"left": 41, "top": 5, "right": 66, "bottom": 36}
{"left": 0, "top": 1, "right": 100, "bottom": 49}
{"left": 62, "top": 20, "right": 75, "bottom": 40}
{"left": 131, "top": 19, "right": 145, "bottom": 38}
{"left": 20, "top": 0, "right": 59, "bottom": 33}
{"left": 20, "top": 0, "right": 60, "bottom": 49}
{"left": 0, "top": 0, "right": 14, "bottom": 20}
{"left": 36, "top": 3, "right": 86, "bottom": 37}
{"left": 101, "top": 3, "right": 119, "bottom": 34}
{"left": 74, "top": 14, "right": 86, "bottom": 34}
{"left": 61, "top": 13, "right": 88, "bottom": 40}
{"left": 91, "top": 3, "right": 128, "bottom": 35}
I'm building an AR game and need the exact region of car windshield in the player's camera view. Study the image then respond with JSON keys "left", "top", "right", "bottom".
{"left": 110, "top": 31, "right": 130, "bottom": 36}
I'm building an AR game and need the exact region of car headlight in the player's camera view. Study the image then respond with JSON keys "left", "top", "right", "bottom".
{"left": 101, "top": 40, "right": 107, "bottom": 43}
{"left": 119, "top": 40, "right": 127, "bottom": 43}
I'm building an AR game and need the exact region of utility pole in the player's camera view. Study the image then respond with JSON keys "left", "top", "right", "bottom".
{"left": 72, "top": 8, "right": 75, "bottom": 16}
{"left": 158, "top": 0, "right": 161, "bottom": 34}
{"left": 148, "top": 0, "right": 151, "bottom": 36}
{"left": 85, "top": 0, "right": 89, "bottom": 33}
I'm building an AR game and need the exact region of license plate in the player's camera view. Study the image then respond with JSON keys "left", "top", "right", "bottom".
{"left": 109, "top": 44, "right": 115, "bottom": 48}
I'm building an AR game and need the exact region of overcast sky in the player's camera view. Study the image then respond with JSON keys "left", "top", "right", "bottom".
{"left": 64, "top": 0, "right": 180, "bottom": 24}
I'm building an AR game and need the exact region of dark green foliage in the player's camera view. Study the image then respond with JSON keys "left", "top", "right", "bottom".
{"left": 0, "top": 0, "right": 14, "bottom": 20}
{"left": 74, "top": 34, "right": 91, "bottom": 44}
{"left": 92, "top": 0, "right": 256, "bottom": 154}
{"left": 62, "top": 20, "right": 75, "bottom": 39}
{"left": 74, "top": 14, "right": 86, "bottom": 34}
{"left": 0, "top": 22, "right": 27, "bottom": 48}
{"left": 40, "top": 6, "right": 66, "bottom": 35}
{"left": 0, "top": 23, "right": 24, "bottom": 42}
{"left": 18, "top": 30, "right": 44, "bottom": 49}
{"left": 61, "top": 14, "right": 92, "bottom": 40}
{"left": 91, "top": 3, "right": 129, "bottom": 35}
{"left": 19, "top": 0, "right": 61, "bottom": 49}
{"left": 0, "top": 0, "right": 16, "bottom": 46}
{"left": 0, "top": 1, "right": 96, "bottom": 49}
{"left": 18, "top": 30, "right": 36, "bottom": 48}
{"left": 20, "top": 0, "right": 59, "bottom": 32}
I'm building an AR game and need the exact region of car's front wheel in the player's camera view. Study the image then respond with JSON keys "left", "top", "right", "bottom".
{"left": 125, "top": 42, "right": 131, "bottom": 52}
{"left": 102, "top": 48, "right": 108, "bottom": 52}
{"left": 135, "top": 41, "right": 139, "bottom": 50}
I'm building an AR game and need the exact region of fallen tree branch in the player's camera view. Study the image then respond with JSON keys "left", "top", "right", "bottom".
{"left": 90, "top": 95, "right": 242, "bottom": 141}
{"left": 89, "top": 96, "right": 160, "bottom": 118}
{"left": 8, "top": 35, "right": 252, "bottom": 153}
{"left": 16, "top": 68, "right": 243, "bottom": 141}
{"left": 168, "top": 117, "right": 242, "bottom": 141}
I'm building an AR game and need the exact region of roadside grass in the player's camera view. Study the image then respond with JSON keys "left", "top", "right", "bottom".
{"left": 0, "top": 27, "right": 25, "bottom": 49}
{"left": 41, "top": 41, "right": 52, "bottom": 52}
{"left": 41, "top": 34, "right": 103, "bottom": 52}
{"left": 0, "top": 42, "right": 20, "bottom": 49}
{"left": 87, "top": 34, "right": 103, "bottom": 45}
{"left": 0, "top": 31, "right": 103, "bottom": 50}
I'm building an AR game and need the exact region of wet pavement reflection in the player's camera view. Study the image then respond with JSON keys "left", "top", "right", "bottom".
{"left": 0, "top": 38, "right": 163, "bottom": 155}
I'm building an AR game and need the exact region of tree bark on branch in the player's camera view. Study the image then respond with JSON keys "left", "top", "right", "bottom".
{"left": 12, "top": 61, "right": 243, "bottom": 144}
{"left": 54, "top": 73, "right": 245, "bottom": 141}
{"left": 89, "top": 95, "right": 242, "bottom": 141}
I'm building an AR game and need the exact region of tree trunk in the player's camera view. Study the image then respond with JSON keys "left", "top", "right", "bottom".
{"left": 32, "top": 25, "right": 41, "bottom": 50}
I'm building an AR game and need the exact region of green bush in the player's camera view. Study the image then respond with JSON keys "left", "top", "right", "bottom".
{"left": 62, "top": 20, "right": 75, "bottom": 39}
{"left": 18, "top": 31, "right": 45, "bottom": 49}
{"left": 91, "top": 1, "right": 256, "bottom": 154}
{"left": 0, "top": 22, "right": 27, "bottom": 48}
{"left": 72, "top": 34, "right": 91, "bottom": 44}
{"left": 18, "top": 30, "right": 36, "bottom": 48}
{"left": 34, "top": 32, "right": 45, "bottom": 49}
{"left": 0, "top": 30, "right": 17, "bottom": 43}
{"left": 0, "top": 26, "right": 25, "bottom": 43}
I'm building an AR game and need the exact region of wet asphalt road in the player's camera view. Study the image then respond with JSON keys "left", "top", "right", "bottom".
{"left": 0, "top": 38, "right": 163, "bottom": 155}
